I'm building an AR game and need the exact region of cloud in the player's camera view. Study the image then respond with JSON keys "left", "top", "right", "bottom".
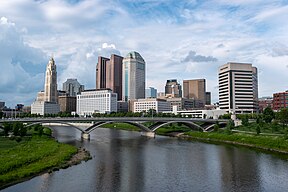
{"left": 58, "top": 42, "right": 121, "bottom": 90}
{"left": 0, "top": 17, "right": 47, "bottom": 106}
{"left": 182, "top": 51, "right": 218, "bottom": 63}
{"left": 0, "top": 0, "right": 288, "bottom": 106}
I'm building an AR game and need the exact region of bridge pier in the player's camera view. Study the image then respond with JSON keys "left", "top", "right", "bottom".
{"left": 81, "top": 133, "right": 90, "bottom": 140}
{"left": 141, "top": 131, "right": 155, "bottom": 138}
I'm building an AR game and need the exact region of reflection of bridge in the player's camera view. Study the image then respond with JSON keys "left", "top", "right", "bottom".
{"left": 0, "top": 117, "right": 228, "bottom": 139}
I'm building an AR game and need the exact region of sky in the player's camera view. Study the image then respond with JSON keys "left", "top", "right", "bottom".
{"left": 0, "top": 0, "right": 288, "bottom": 108}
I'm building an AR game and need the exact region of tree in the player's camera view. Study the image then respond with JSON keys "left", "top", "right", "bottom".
{"left": 241, "top": 115, "right": 249, "bottom": 126}
{"left": 19, "top": 126, "right": 27, "bottom": 137}
{"left": 256, "top": 124, "right": 261, "bottom": 135}
{"left": 13, "top": 122, "right": 20, "bottom": 136}
{"left": 38, "top": 126, "right": 44, "bottom": 137}
{"left": 225, "top": 120, "right": 234, "bottom": 134}
{"left": 263, "top": 107, "right": 275, "bottom": 123}
{"left": 3, "top": 123, "right": 12, "bottom": 136}
{"left": 278, "top": 108, "right": 288, "bottom": 128}
{"left": 214, "top": 121, "right": 220, "bottom": 132}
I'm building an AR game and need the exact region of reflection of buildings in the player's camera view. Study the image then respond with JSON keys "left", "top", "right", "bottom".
{"left": 218, "top": 147, "right": 261, "bottom": 191}
{"left": 31, "top": 57, "right": 60, "bottom": 115}
{"left": 272, "top": 91, "right": 288, "bottom": 111}
{"left": 218, "top": 62, "right": 258, "bottom": 114}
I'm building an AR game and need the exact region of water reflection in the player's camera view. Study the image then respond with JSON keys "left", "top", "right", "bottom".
{"left": 2, "top": 127, "right": 288, "bottom": 192}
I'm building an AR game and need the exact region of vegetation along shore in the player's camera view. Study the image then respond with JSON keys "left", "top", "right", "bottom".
{"left": 0, "top": 123, "right": 91, "bottom": 189}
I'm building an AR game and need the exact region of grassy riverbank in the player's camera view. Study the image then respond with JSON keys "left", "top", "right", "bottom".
{"left": 0, "top": 136, "right": 90, "bottom": 189}
{"left": 183, "top": 131, "right": 288, "bottom": 154}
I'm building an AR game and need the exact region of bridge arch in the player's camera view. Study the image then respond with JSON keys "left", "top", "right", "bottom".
{"left": 85, "top": 121, "right": 152, "bottom": 134}
{"left": 203, "top": 122, "right": 228, "bottom": 132}
{"left": 150, "top": 121, "right": 204, "bottom": 132}
{"left": 25, "top": 121, "right": 85, "bottom": 133}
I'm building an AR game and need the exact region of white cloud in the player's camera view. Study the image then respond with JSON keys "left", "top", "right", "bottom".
{"left": 0, "top": 0, "right": 288, "bottom": 106}
{"left": 58, "top": 42, "right": 121, "bottom": 90}
{"left": 0, "top": 17, "right": 47, "bottom": 107}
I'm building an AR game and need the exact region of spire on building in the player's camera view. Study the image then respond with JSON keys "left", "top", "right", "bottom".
{"left": 44, "top": 56, "right": 58, "bottom": 103}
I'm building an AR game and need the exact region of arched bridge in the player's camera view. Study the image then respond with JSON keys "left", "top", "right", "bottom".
{"left": 0, "top": 117, "right": 229, "bottom": 139}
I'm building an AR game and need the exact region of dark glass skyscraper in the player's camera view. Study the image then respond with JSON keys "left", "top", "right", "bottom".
{"left": 96, "top": 54, "right": 123, "bottom": 101}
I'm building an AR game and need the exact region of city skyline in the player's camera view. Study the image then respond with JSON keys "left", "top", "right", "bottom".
{"left": 0, "top": 0, "right": 288, "bottom": 107}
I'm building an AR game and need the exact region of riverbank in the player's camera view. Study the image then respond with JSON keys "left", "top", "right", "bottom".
{"left": 177, "top": 132, "right": 288, "bottom": 156}
{"left": 0, "top": 136, "right": 91, "bottom": 190}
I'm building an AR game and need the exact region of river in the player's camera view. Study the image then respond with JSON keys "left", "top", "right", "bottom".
{"left": 1, "top": 126, "right": 288, "bottom": 192}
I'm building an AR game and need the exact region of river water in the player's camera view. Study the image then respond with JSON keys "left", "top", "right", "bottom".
{"left": 2, "top": 126, "right": 288, "bottom": 192}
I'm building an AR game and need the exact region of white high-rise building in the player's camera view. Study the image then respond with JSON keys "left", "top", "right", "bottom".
{"left": 44, "top": 57, "right": 58, "bottom": 103}
{"left": 218, "top": 62, "right": 258, "bottom": 114}
{"left": 122, "top": 51, "right": 146, "bottom": 101}
{"left": 31, "top": 57, "right": 60, "bottom": 115}
{"left": 76, "top": 89, "right": 117, "bottom": 116}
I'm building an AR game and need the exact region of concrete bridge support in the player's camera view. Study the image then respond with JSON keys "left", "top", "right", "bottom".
{"left": 141, "top": 131, "right": 155, "bottom": 138}
{"left": 81, "top": 133, "right": 90, "bottom": 140}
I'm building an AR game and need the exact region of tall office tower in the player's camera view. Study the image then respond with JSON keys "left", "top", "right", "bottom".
{"left": 44, "top": 57, "right": 58, "bottom": 103}
{"left": 205, "top": 92, "right": 211, "bottom": 105}
{"left": 145, "top": 87, "right": 157, "bottom": 98}
{"left": 183, "top": 79, "right": 206, "bottom": 107}
{"left": 106, "top": 54, "right": 123, "bottom": 100}
{"left": 62, "top": 78, "right": 84, "bottom": 96}
{"left": 122, "top": 51, "right": 146, "bottom": 101}
{"left": 96, "top": 56, "right": 110, "bottom": 89}
{"left": 165, "top": 79, "right": 182, "bottom": 98}
{"left": 96, "top": 54, "right": 123, "bottom": 100}
{"left": 218, "top": 62, "right": 258, "bottom": 114}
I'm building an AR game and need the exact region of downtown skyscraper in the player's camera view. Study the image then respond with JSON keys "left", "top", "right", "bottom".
{"left": 44, "top": 57, "right": 58, "bottom": 103}
{"left": 96, "top": 54, "right": 123, "bottom": 100}
{"left": 218, "top": 62, "right": 258, "bottom": 114}
{"left": 122, "top": 51, "right": 146, "bottom": 101}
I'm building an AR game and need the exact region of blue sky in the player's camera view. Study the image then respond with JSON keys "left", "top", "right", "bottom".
{"left": 0, "top": 0, "right": 288, "bottom": 108}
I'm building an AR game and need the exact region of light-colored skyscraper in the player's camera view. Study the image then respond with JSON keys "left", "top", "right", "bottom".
{"left": 183, "top": 79, "right": 206, "bottom": 108}
{"left": 122, "top": 51, "right": 146, "bottom": 101}
{"left": 62, "top": 78, "right": 84, "bottom": 96}
{"left": 44, "top": 57, "right": 58, "bottom": 103}
{"left": 218, "top": 62, "right": 258, "bottom": 114}
{"left": 31, "top": 57, "right": 60, "bottom": 115}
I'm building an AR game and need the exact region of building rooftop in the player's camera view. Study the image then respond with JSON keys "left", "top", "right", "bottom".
{"left": 125, "top": 51, "right": 145, "bottom": 62}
